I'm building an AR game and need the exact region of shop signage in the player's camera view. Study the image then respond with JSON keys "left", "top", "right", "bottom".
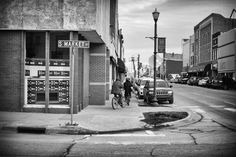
{"left": 38, "top": 70, "right": 69, "bottom": 77}
{"left": 58, "top": 40, "right": 90, "bottom": 48}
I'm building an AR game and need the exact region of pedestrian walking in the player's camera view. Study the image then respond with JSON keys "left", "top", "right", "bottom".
{"left": 123, "top": 77, "right": 133, "bottom": 105}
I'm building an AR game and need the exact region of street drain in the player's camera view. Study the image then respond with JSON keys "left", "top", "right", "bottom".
{"left": 141, "top": 111, "right": 188, "bottom": 128}
{"left": 17, "top": 126, "right": 46, "bottom": 134}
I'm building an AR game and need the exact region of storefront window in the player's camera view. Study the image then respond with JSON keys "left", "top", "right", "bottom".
{"left": 50, "top": 32, "right": 69, "bottom": 59}
{"left": 26, "top": 32, "right": 45, "bottom": 59}
{"left": 25, "top": 31, "right": 70, "bottom": 105}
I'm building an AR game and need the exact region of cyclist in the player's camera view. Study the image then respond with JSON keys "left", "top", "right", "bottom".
{"left": 123, "top": 77, "right": 133, "bottom": 105}
{"left": 111, "top": 78, "right": 123, "bottom": 105}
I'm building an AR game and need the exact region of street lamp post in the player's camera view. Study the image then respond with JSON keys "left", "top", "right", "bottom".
{"left": 152, "top": 8, "right": 160, "bottom": 104}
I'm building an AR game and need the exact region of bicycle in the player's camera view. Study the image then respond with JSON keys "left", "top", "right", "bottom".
{"left": 112, "top": 91, "right": 131, "bottom": 109}
{"left": 112, "top": 94, "right": 125, "bottom": 110}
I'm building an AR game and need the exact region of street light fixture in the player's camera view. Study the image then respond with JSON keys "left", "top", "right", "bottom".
{"left": 152, "top": 8, "right": 159, "bottom": 105}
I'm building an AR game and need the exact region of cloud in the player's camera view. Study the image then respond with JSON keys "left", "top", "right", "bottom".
{"left": 119, "top": 0, "right": 167, "bottom": 16}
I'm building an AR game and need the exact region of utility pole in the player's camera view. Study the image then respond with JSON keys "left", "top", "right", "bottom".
{"left": 137, "top": 54, "right": 140, "bottom": 78}
{"left": 131, "top": 57, "right": 136, "bottom": 78}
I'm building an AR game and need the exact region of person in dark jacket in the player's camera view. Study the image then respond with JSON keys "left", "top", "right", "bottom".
{"left": 123, "top": 78, "right": 133, "bottom": 105}
{"left": 111, "top": 78, "right": 123, "bottom": 104}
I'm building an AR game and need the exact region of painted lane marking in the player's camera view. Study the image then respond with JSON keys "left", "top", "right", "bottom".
{"left": 145, "top": 130, "right": 166, "bottom": 137}
{"left": 223, "top": 101, "right": 236, "bottom": 106}
{"left": 208, "top": 105, "right": 225, "bottom": 108}
{"left": 177, "top": 106, "right": 200, "bottom": 108}
{"left": 224, "top": 108, "right": 236, "bottom": 112}
{"left": 94, "top": 141, "right": 172, "bottom": 145}
{"left": 95, "top": 133, "right": 166, "bottom": 137}
{"left": 193, "top": 108, "right": 206, "bottom": 113}
{"left": 145, "top": 130, "right": 155, "bottom": 135}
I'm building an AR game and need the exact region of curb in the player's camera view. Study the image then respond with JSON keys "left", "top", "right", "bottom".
{"left": 0, "top": 110, "right": 202, "bottom": 135}
{"left": 163, "top": 110, "right": 203, "bottom": 128}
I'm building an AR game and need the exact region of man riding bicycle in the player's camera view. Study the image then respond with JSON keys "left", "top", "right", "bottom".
{"left": 111, "top": 78, "right": 123, "bottom": 105}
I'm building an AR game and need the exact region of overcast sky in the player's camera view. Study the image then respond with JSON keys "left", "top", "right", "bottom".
{"left": 118, "top": 0, "right": 236, "bottom": 71}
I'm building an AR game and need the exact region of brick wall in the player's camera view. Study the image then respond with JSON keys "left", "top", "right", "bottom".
{"left": 89, "top": 43, "right": 106, "bottom": 105}
{"left": 0, "top": 31, "right": 23, "bottom": 111}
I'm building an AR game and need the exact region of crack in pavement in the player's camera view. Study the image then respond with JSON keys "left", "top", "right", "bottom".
{"left": 188, "top": 133, "right": 198, "bottom": 145}
{"left": 63, "top": 135, "right": 91, "bottom": 157}
{"left": 63, "top": 140, "right": 76, "bottom": 157}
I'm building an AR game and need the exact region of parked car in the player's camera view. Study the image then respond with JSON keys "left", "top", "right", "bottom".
{"left": 210, "top": 78, "right": 224, "bottom": 89}
{"left": 168, "top": 74, "right": 180, "bottom": 83}
{"left": 198, "top": 77, "right": 210, "bottom": 87}
{"left": 180, "top": 77, "right": 189, "bottom": 84}
{"left": 176, "top": 76, "right": 182, "bottom": 84}
{"left": 143, "top": 79, "right": 174, "bottom": 104}
{"left": 210, "top": 76, "right": 233, "bottom": 90}
{"left": 187, "top": 76, "right": 199, "bottom": 86}
{"left": 136, "top": 77, "right": 153, "bottom": 99}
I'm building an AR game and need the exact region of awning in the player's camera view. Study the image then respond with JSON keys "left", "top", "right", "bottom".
{"left": 189, "top": 63, "right": 213, "bottom": 73}
{"left": 117, "top": 58, "right": 126, "bottom": 73}
{"left": 188, "top": 65, "right": 205, "bottom": 72}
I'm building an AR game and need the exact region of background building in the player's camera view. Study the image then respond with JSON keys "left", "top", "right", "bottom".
{"left": 182, "top": 39, "right": 190, "bottom": 73}
{"left": 0, "top": 0, "right": 125, "bottom": 113}
{"left": 192, "top": 13, "right": 236, "bottom": 77}
{"left": 163, "top": 53, "right": 183, "bottom": 79}
{"left": 189, "top": 35, "right": 195, "bottom": 74}
{"left": 218, "top": 28, "right": 236, "bottom": 80}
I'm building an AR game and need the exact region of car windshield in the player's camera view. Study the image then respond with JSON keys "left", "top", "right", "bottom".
{"left": 148, "top": 81, "right": 169, "bottom": 88}
{"left": 141, "top": 79, "right": 152, "bottom": 86}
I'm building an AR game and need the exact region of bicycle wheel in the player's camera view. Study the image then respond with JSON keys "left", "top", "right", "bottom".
{"left": 121, "top": 97, "right": 126, "bottom": 108}
{"left": 112, "top": 97, "right": 119, "bottom": 110}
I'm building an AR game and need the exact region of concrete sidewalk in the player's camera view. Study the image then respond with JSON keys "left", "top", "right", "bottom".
{"left": 0, "top": 95, "right": 201, "bottom": 134}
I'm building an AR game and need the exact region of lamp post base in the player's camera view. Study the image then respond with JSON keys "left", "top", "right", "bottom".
{"left": 151, "top": 97, "right": 159, "bottom": 106}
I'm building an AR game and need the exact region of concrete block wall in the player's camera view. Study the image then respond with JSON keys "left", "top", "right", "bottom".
{"left": 106, "top": 50, "right": 110, "bottom": 100}
{"left": 0, "top": 0, "right": 96, "bottom": 30}
{"left": 0, "top": 31, "right": 24, "bottom": 111}
{"left": 89, "top": 43, "right": 106, "bottom": 105}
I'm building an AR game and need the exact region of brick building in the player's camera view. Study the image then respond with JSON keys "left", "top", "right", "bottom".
{"left": 191, "top": 13, "right": 236, "bottom": 77}
{"left": 181, "top": 39, "right": 190, "bottom": 72}
{"left": 0, "top": 0, "right": 125, "bottom": 113}
{"left": 159, "top": 53, "right": 183, "bottom": 79}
